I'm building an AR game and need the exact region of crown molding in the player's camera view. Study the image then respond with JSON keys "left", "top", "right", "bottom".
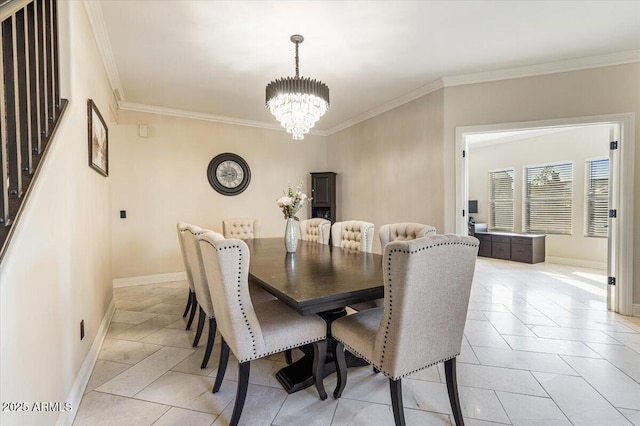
{"left": 325, "top": 78, "right": 444, "bottom": 135}
{"left": 83, "top": 0, "right": 126, "bottom": 102}
{"left": 443, "top": 50, "right": 640, "bottom": 87}
{"left": 118, "top": 102, "right": 327, "bottom": 136}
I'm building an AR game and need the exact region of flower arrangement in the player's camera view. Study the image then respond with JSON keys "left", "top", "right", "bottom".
{"left": 277, "top": 183, "right": 310, "bottom": 219}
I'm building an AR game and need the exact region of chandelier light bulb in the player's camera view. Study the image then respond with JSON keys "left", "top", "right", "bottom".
{"left": 266, "top": 35, "right": 330, "bottom": 140}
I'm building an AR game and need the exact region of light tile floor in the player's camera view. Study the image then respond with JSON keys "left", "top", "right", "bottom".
{"left": 74, "top": 259, "right": 640, "bottom": 426}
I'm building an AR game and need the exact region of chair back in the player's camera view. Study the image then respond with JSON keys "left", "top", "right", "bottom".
{"left": 197, "top": 231, "right": 267, "bottom": 362}
{"left": 331, "top": 220, "right": 374, "bottom": 252}
{"left": 176, "top": 222, "right": 195, "bottom": 291}
{"left": 373, "top": 234, "right": 478, "bottom": 380}
{"left": 300, "top": 218, "right": 331, "bottom": 244}
{"left": 179, "top": 223, "right": 215, "bottom": 317}
{"left": 379, "top": 223, "right": 437, "bottom": 248}
{"left": 222, "top": 218, "right": 261, "bottom": 239}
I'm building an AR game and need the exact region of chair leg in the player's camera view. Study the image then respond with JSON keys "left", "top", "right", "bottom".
{"left": 229, "top": 362, "right": 251, "bottom": 426}
{"left": 192, "top": 307, "right": 205, "bottom": 347}
{"left": 445, "top": 358, "right": 464, "bottom": 426}
{"left": 185, "top": 294, "right": 198, "bottom": 330}
{"left": 284, "top": 349, "right": 293, "bottom": 364}
{"left": 212, "top": 338, "right": 230, "bottom": 393}
{"left": 182, "top": 289, "right": 193, "bottom": 317}
{"left": 312, "top": 340, "right": 328, "bottom": 400}
{"left": 332, "top": 341, "right": 347, "bottom": 399}
{"left": 201, "top": 317, "right": 217, "bottom": 369}
{"left": 389, "top": 378, "right": 406, "bottom": 426}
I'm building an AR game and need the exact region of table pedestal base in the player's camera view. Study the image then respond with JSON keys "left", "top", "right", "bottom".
{"left": 275, "top": 308, "right": 370, "bottom": 394}
{"left": 275, "top": 349, "right": 369, "bottom": 394}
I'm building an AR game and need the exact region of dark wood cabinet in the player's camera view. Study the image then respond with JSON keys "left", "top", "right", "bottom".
{"left": 310, "top": 172, "right": 336, "bottom": 223}
{"left": 475, "top": 231, "right": 545, "bottom": 264}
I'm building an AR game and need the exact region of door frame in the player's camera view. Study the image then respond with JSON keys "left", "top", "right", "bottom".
{"left": 455, "top": 113, "right": 635, "bottom": 316}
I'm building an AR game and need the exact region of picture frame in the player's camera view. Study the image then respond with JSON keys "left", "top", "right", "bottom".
{"left": 88, "top": 99, "right": 108, "bottom": 177}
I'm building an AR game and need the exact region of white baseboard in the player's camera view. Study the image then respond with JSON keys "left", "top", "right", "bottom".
{"left": 57, "top": 299, "right": 115, "bottom": 426}
{"left": 545, "top": 256, "right": 607, "bottom": 270}
{"left": 633, "top": 304, "right": 640, "bottom": 318}
{"left": 113, "top": 272, "right": 187, "bottom": 288}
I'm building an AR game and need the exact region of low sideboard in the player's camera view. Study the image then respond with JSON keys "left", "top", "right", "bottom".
{"left": 471, "top": 224, "right": 546, "bottom": 264}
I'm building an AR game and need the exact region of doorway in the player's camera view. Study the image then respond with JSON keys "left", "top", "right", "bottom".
{"left": 455, "top": 114, "right": 635, "bottom": 316}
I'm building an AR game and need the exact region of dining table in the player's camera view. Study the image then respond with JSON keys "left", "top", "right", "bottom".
{"left": 244, "top": 237, "right": 384, "bottom": 393}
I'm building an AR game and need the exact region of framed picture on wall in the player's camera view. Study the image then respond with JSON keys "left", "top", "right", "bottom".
{"left": 88, "top": 99, "right": 108, "bottom": 177}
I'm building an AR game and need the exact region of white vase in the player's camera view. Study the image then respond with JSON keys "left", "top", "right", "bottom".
{"left": 284, "top": 218, "right": 298, "bottom": 253}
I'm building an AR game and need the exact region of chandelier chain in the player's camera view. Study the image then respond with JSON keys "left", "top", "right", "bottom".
{"left": 294, "top": 41, "right": 300, "bottom": 78}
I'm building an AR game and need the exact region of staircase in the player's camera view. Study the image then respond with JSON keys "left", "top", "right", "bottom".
{"left": 0, "top": 0, "right": 66, "bottom": 262}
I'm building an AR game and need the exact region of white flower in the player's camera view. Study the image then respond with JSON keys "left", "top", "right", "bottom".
{"left": 277, "top": 196, "right": 292, "bottom": 206}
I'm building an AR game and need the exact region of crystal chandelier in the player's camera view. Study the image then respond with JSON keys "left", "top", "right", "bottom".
{"left": 266, "top": 35, "right": 329, "bottom": 140}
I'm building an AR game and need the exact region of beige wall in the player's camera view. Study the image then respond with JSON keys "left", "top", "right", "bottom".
{"left": 443, "top": 63, "right": 639, "bottom": 303}
{"left": 469, "top": 126, "right": 609, "bottom": 265}
{"left": 326, "top": 90, "right": 445, "bottom": 255}
{"left": 0, "top": 2, "right": 114, "bottom": 425}
{"left": 111, "top": 111, "right": 327, "bottom": 278}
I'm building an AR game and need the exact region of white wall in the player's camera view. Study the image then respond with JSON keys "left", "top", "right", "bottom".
{"left": 0, "top": 2, "right": 114, "bottom": 425}
{"left": 326, "top": 90, "right": 445, "bottom": 254}
{"left": 110, "top": 110, "right": 327, "bottom": 279}
{"left": 468, "top": 126, "right": 609, "bottom": 266}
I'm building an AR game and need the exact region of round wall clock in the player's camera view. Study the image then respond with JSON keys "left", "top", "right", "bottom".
{"left": 207, "top": 153, "right": 251, "bottom": 196}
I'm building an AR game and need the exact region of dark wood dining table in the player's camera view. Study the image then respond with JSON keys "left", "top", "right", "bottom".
{"left": 244, "top": 237, "right": 384, "bottom": 393}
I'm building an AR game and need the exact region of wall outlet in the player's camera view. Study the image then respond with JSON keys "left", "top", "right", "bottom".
{"left": 120, "top": 210, "right": 126, "bottom": 219}
{"left": 80, "top": 320, "right": 85, "bottom": 340}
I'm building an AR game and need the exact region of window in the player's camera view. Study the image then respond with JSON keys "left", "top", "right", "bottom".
{"left": 525, "top": 162, "right": 573, "bottom": 235}
{"left": 585, "top": 158, "right": 609, "bottom": 238}
{"left": 488, "top": 169, "right": 514, "bottom": 231}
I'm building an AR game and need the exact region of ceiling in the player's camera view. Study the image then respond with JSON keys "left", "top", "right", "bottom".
{"left": 92, "top": 1, "right": 640, "bottom": 135}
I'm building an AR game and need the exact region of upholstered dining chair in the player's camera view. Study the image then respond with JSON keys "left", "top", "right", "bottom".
{"left": 197, "top": 231, "right": 328, "bottom": 426}
{"left": 331, "top": 234, "right": 479, "bottom": 426}
{"left": 178, "top": 223, "right": 218, "bottom": 369}
{"left": 300, "top": 218, "right": 331, "bottom": 245}
{"left": 379, "top": 222, "right": 437, "bottom": 247}
{"left": 331, "top": 220, "right": 374, "bottom": 252}
{"left": 176, "top": 222, "right": 198, "bottom": 330}
{"left": 351, "top": 222, "right": 437, "bottom": 312}
{"left": 222, "top": 218, "right": 261, "bottom": 239}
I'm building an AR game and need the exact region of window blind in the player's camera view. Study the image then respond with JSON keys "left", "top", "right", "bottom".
{"left": 525, "top": 163, "right": 573, "bottom": 235}
{"left": 585, "top": 158, "right": 609, "bottom": 238}
{"left": 488, "top": 169, "right": 514, "bottom": 231}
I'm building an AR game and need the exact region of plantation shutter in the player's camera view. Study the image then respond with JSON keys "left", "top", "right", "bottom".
{"left": 525, "top": 162, "right": 573, "bottom": 235}
{"left": 489, "top": 169, "right": 514, "bottom": 231}
{"left": 585, "top": 159, "right": 609, "bottom": 238}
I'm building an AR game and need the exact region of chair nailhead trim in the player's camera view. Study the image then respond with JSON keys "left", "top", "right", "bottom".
{"left": 237, "top": 336, "right": 326, "bottom": 363}
{"left": 218, "top": 244, "right": 258, "bottom": 359}
{"left": 378, "top": 238, "right": 477, "bottom": 372}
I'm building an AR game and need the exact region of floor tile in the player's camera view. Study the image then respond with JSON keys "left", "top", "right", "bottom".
{"left": 144, "top": 303, "right": 187, "bottom": 316}
{"left": 464, "top": 320, "right": 511, "bottom": 350}
{"left": 530, "top": 325, "right": 623, "bottom": 344}
{"left": 111, "top": 310, "right": 159, "bottom": 325}
{"left": 172, "top": 346, "right": 219, "bottom": 376}
{"left": 153, "top": 406, "right": 217, "bottom": 426}
{"left": 84, "top": 360, "right": 131, "bottom": 394}
{"left": 212, "top": 384, "right": 287, "bottom": 426}
{"left": 74, "top": 391, "right": 169, "bottom": 426}
{"left": 559, "top": 356, "right": 640, "bottom": 410}
{"left": 456, "top": 363, "right": 547, "bottom": 397}
{"left": 98, "top": 339, "right": 162, "bottom": 365}
{"left": 534, "top": 372, "right": 632, "bottom": 425}
{"left": 141, "top": 328, "right": 196, "bottom": 348}
{"left": 496, "top": 391, "right": 570, "bottom": 425}
{"left": 619, "top": 409, "right": 640, "bottom": 426}
{"left": 503, "top": 335, "right": 601, "bottom": 358}
{"left": 106, "top": 321, "right": 136, "bottom": 337}
{"left": 473, "top": 346, "right": 576, "bottom": 376}
{"left": 272, "top": 386, "right": 338, "bottom": 426}
{"left": 112, "top": 314, "right": 183, "bottom": 341}
{"left": 135, "top": 371, "right": 234, "bottom": 414}
{"left": 96, "top": 346, "right": 194, "bottom": 397}
{"left": 330, "top": 399, "right": 451, "bottom": 426}
{"left": 585, "top": 342, "right": 640, "bottom": 382}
